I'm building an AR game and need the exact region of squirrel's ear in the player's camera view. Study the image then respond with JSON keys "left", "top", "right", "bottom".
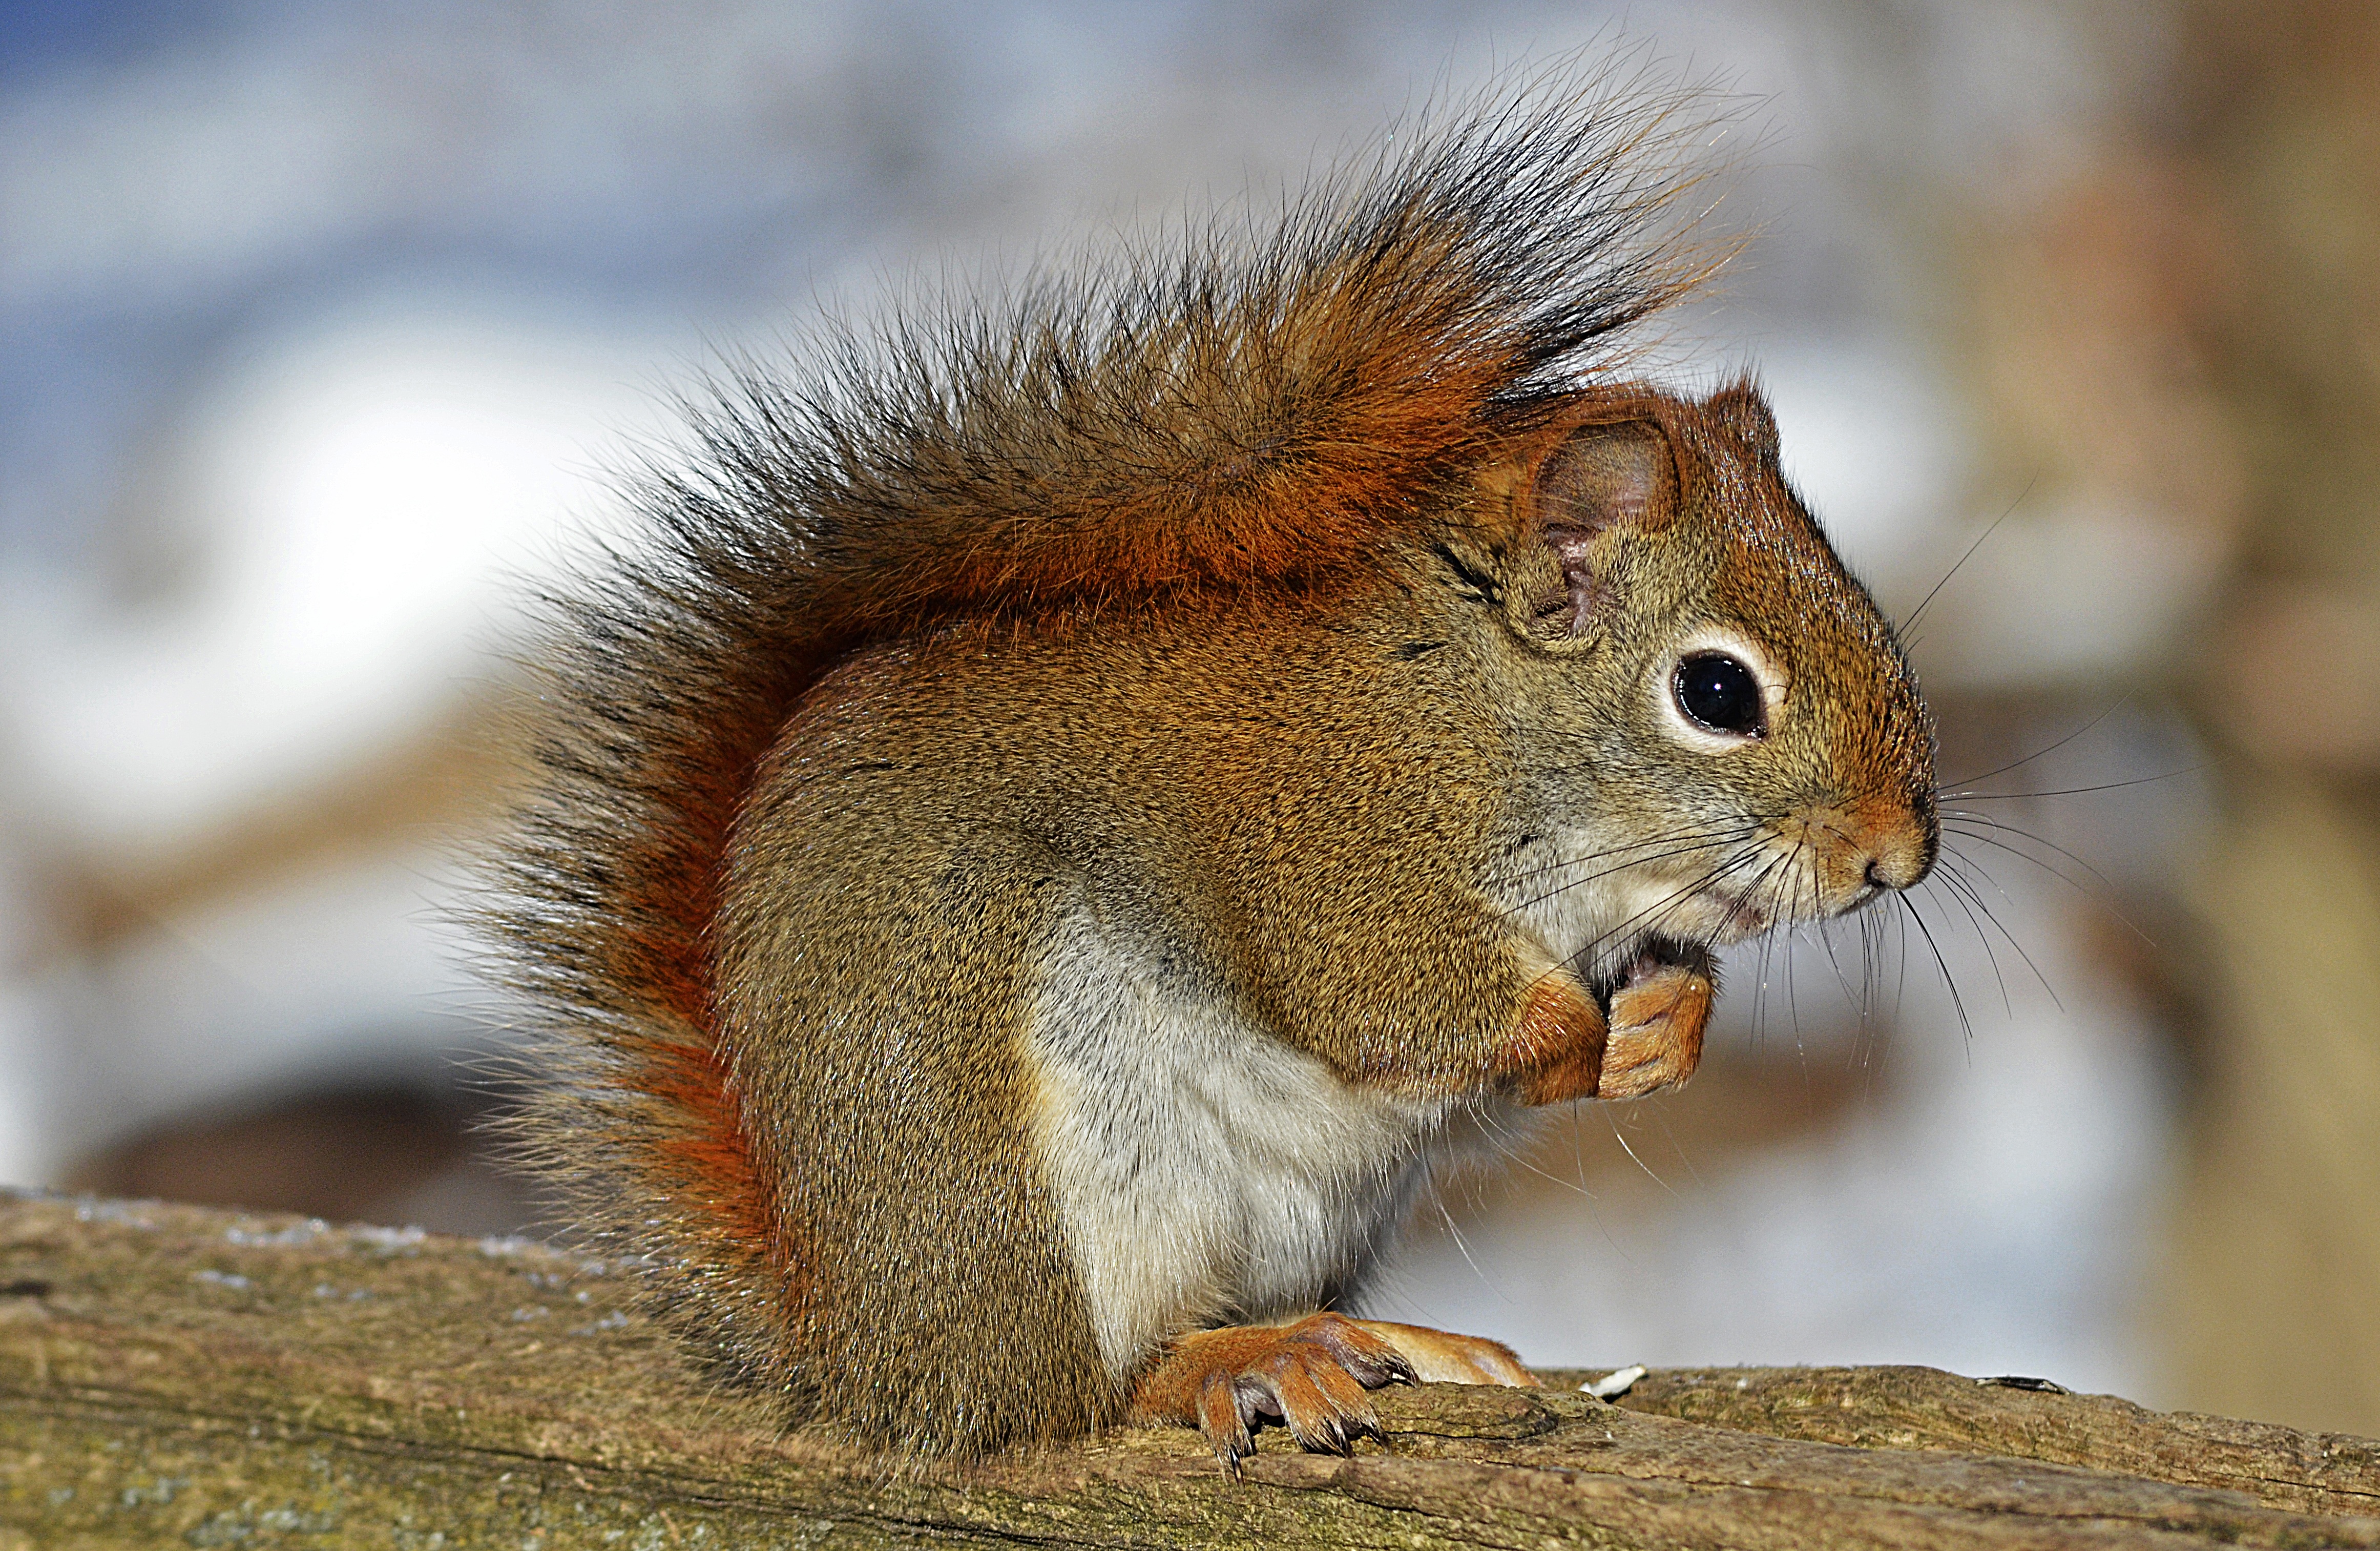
{"left": 1498, "top": 417, "right": 1680, "bottom": 647}
{"left": 1702, "top": 379, "right": 1779, "bottom": 463}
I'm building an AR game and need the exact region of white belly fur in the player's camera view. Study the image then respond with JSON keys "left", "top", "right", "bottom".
{"left": 1022, "top": 907, "right": 1452, "bottom": 1379}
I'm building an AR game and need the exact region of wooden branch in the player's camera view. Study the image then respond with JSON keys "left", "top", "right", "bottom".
{"left": 4, "top": 1193, "right": 2376, "bottom": 1548}
{"left": 1600, "top": 1366, "right": 2380, "bottom": 1519}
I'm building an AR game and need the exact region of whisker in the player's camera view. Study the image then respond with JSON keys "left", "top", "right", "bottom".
{"left": 1603, "top": 1105, "right": 1680, "bottom": 1197}
{"left": 1935, "top": 847, "right": 2063, "bottom": 1011}
{"left": 1564, "top": 855, "right": 1765, "bottom": 968}
{"left": 1941, "top": 811, "right": 2123, "bottom": 892}
{"left": 1940, "top": 823, "right": 2107, "bottom": 898}
{"left": 1938, "top": 820, "right": 2159, "bottom": 948}
{"left": 1499, "top": 820, "right": 1761, "bottom": 886}
{"left": 1737, "top": 844, "right": 1801, "bottom": 1053}
{"left": 1648, "top": 1104, "right": 1707, "bottom": 1190}
{"left": 1923, "top": 866, "right": 2014, "bottom": 1018}
{"left": 1564, "top": 1100, "right": 1595, "bottom": 1197}
{"left": 1497, "top": 829, "right": 1760, "bottom": 920}
{"left": 1900, "top": 482, "right": 2030, "bottom": 632}
{"left": 1748, "top": 914, "right": 1775, "bottom": 1051}
{"left": 1936, "top": 867, "right": 2038, "bottom": 1011}
{"left": 1898, "top": 892, "right": 1973, "bottom": 1052}
{"left": 1845, "top": 908, "right": 1872, "bottom": 1049}
{"left": 1879, "top": 895, "right": 1913, "bottom": 1086}
{"left": 1813, "top": 904, "right": 1865, "bottom": 1010}
{"left": 1561, "top": 845, "right": 1772, "bottom": 973}
{"left": 1782, "top": 833, "right": 1813, "bottom": 1057}
{"left": 1939, "top": 694, "right": 2132, "bottom": 792}
{"left": 1860, "top": 898, "right": 1886, "bottom": 1035}
{"left": 1479, "top": 1112, "right": 1597, "bottom": 1200}
{"left": 1936, "top": 767, "right": 2202, "bottom": 802}
{"left": 1416, "top": 1147, "right": 1496, "bottom": 1299}
{"left": 1892, "top": 891, "right": 1912, "bottom": 1030}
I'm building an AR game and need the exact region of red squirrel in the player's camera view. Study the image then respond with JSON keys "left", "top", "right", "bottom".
{"left": 489, "top": 77, "right": 1938, "bottom": 1470}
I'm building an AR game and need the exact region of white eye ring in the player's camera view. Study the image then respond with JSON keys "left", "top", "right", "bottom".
{"left": 1655, "top": 626, "right": 1787, "bottom": 753}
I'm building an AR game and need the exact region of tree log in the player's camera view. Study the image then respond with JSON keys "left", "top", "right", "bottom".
{"left": 3, "top": 1192, "right": 2375, "bottom": 1548}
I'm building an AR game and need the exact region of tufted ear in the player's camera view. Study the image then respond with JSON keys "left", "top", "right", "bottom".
{"left": 1497, "top": 412, "right": 1680, "bottom": 646}
{"left": 1702, "top": 377, "right": 1778, "bottom": 462}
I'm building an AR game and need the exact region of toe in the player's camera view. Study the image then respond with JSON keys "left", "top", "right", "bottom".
{"left": 1301, "top": 1312, "right": 1418, "bottom": 1388}
{"left": 1264, "top": 1343, "right": 1377, "bottom": 1452}
{"left": 1195, "top": 1370, "right": 1253, "bottom": 1473}
{"left": 1351, "top": 1320, "right": 1540, "bottom": 1387}
{"left": 1131, "top": 1314, "right": 1497, "bottom": 1472}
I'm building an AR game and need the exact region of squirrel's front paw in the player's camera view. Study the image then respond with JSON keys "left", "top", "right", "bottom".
{"left": 1596, "top": 955, "right": 1714, "bottom": 1099}
{"left": 1130, "top": 1313, "right": 1415, "bottom": 1474}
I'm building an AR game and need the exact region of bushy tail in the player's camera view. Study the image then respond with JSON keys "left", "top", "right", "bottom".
{"left": 485, "top": 59, "right": 1740, "bottom": 1401}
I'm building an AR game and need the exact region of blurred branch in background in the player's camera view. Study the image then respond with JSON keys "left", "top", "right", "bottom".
{"left": 1949, "top": 0, "right": 2380, "bottom": 1433}
{"left": 2158, "top": 0, "right": 2380, "bottom": 1435}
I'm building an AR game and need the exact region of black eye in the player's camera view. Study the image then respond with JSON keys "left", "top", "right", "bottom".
{"left": 1673, "top": 652, "right": 1766, "bottom": 737}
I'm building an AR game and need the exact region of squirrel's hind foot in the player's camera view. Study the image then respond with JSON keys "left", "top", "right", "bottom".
{"left": 1130, "top": 1313, "right": 1535, "bottom": 1476}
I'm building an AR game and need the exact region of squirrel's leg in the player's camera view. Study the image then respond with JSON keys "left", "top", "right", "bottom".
{"left": 1498, "top": 975, "right": 1612, "bottom": 1104}
{"left": 1129, "top": 1313, "right": 1534, "bottom": 1473}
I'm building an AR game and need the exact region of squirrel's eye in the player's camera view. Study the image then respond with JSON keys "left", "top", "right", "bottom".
{"left": 1673, "top": 652, "right": 1765, "bottom": 737}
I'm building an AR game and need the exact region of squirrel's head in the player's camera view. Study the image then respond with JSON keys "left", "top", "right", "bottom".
{"left": 1450, "top": 378, "right": 1937, "bottom": 977}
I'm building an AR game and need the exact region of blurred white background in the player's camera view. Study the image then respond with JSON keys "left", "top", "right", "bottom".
{"left": 5, "top": 0, "right": 2371, "bottom": 1433}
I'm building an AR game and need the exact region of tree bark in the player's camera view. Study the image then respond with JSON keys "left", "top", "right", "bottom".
{"left": 4, "top": 1192, "right": 2375, "bottom": 1548}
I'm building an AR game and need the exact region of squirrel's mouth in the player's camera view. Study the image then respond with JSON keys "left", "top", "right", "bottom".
{"left": 1710, "top": 890, "right": 1772, "bottom": 940}
{"left": 1588, "top": 933, "right": 1716, "bottom": 1015}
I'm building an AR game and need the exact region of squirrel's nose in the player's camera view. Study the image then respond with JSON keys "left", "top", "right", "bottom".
{"left": 1843, "top": 790, "right": 1935, "bottom": 894}
{"left": 1861, "top": 825, "right": 1934, "bottom": 893}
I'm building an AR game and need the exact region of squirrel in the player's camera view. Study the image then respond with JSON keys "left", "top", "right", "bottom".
{"left": 488, "top": 75, "right": 1938, "bottom": 1471}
